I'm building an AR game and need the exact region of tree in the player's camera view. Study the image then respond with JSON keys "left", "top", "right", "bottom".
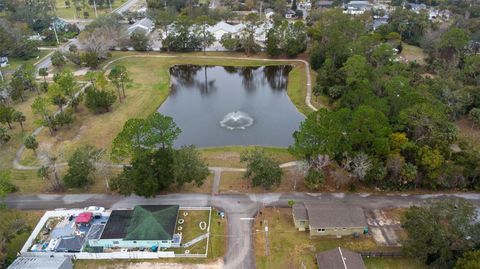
{"left": 196, "top": 16, "right": 215, "bottom": 54}
{"left": 108, "top": 65, "right": 131, "bottom": 101}
{"left": 455, "top": 250, "right": 480, "bottom": 269}
{"left": 0, "top": 127, "right": 11, "bottom": 146}
{"left": 63, "top": 146, "right": 103, "bottom": 189}
{"left": 10, "top": 65, "right": 36, "bottom": 101}
{"left": 12, "top": 111, "right": 25, "bottom": 131}
{"left": 220, "top": 33, "right": 241, "bottom": 52}
{"left": 0, "top": 171, "right": 16, "bottom": 198}
{"left": 111, "top": 148, "right": 174, "bottom": 197}
{"left": 38, "top": 67, "right": 48, "bottom": 83}
{"left": 403, "top": 199, "right": 480, "bottom": 269}
{"left": 31, "top": 96, "right": 56, "bottom": 135}
{"left": 0, "top": 105, "right": 15, "bottom": 129}
{"left": 240, "top": 14, "right": 261, "bottom": 55}
{"left": 82, "top": 51, "right": 101, "bottom": 69}
{"left": 130, "top": 30, "right": 150, "bottom": 51}
{"left": 51, "top": 51, "right": 66, "bottom": 68}
{"left": 111, "top": 113, "right": 181, "bottom": 161}
{"left": 23, "top": 135, "right": 38, "bottom": 154}
{"left": 240, "top": 148, "right": 283, "bottom": 190}
{"left": 84, "top": 85, "right": 117, "bottom": 113}
{"left": 468, "top": 108, "right": 480, "bottom": 128}
{"left": 341, "top": 55, "right": 371, "bottom": 86}
{"left": 172, "top": 145, "right": 209, "bottom": 188}
{"left": 437, "top": 28, "right": 469, "bottom": 64}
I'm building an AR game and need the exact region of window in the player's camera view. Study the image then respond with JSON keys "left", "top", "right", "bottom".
{"left": 162, "top": 240, "right": 168, "bottom": 243}
{"left": 317, "top": 228, "right": 326, "bottom": 232}
{"left": 113, "top": 241, "right": 119, "bottom": 244}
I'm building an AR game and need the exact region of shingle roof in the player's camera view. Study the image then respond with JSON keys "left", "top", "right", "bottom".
{"left": 316, "top": 247, "right": 366, "bottom": 269}
{"left": 304, "top": 203, "right": 367, "bottom": 228}
{"left": 100, "top": 205, "right": 179, "bottom": 241}
{"left": 8, "top": 256, "right": 72, "bottom": 269}
{"left": 293, "top": 203, "right": 308, "bottom": 220}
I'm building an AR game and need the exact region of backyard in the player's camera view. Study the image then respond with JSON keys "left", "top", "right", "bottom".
{"left": 253, "top": 208, "right": 427, "bottom": 269}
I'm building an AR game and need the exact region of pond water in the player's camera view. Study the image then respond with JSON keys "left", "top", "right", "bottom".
{"left": 157, "top": 65, "right": 305, "bottom": 147}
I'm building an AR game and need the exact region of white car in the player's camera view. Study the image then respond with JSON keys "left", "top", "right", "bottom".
{"left": 84, "top": 206, "right": 105, "bottom": 213}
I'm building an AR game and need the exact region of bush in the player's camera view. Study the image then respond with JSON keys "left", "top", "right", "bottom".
{"left": 0, "top": 171, "right": 16, "bottom": 196}
{"left": 304, "top": 169, "right": 325, "bottom": 190}
{"left": 84, "top": 86, "right": 116, "bottom": 113}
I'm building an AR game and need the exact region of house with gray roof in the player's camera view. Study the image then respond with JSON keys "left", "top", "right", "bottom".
{"left": 316, "top": 247, "right": 366, "bottom": 269}
{"left": 127, "top": 18, "right": 155, "bottom": 36}
{"left": 8, "top": 256, "right": 73, "bottom": 269}
{"left": 293, "top": 203, "right": 368, "bottom": 237}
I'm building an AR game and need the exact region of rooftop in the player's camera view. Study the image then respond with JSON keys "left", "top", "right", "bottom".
{"left": 100, "top": 205, "right": 180, "bottom": 241}
{"left": 316, "top": 247, "right": 366, "bottom": 269}
{"left": 7, "top": 256, "right": 72, "bottom": 269}
{"left": 302, "top": 203, "right": 367, "bottom": 228}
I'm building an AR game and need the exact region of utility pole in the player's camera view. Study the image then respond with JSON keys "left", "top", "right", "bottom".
{"left": 93, "top": 0, "right": 98, "bottom": 18}
{"left": 264, "top": 220, "right": 269, "bottom": 256}
{"left": 108, "top": 0, "right": 113, "bottom": 12}
{"left": 52, "top": 22, "right": 60, "bottom": 45}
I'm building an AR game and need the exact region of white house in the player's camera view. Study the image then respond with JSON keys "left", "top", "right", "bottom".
{"left": 264, "top": 8, "right": 275, "bottom": 19}
{"left": 343, "top": 1, "right": 372, "bottom": 15}
{"left": 0, "top": 56, "right": 8, "bottom": 68}
{"left": 285, "top": 9, "right": 297, "bottom": 19}
{"left": 207, "top": 21, "right": 245, "bottom": 41}
{"left": 127, "top": 17, "right": 155, "bottom": 36}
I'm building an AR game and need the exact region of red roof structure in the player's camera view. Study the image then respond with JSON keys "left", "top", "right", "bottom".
{"left": 75, "top": 212, "right": 93, "bottom": 224}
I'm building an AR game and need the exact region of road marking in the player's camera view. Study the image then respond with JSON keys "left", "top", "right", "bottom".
{"left": 240, "top": 218, "right": 255, "bottom": 221}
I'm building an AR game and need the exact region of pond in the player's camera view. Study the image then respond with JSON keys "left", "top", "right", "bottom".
{"left": 157, "top": 65, "right": 305, "bottom": 148}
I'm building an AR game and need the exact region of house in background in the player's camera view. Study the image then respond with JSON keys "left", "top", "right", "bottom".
{"left": 128, "top": 17, "right": 155, "bottom": 36}
{"left": 316, "top": 0, "right": 334, "bottom": 9}
{"left": 344, "top": 1, "right": 372, "bottom": 15}
{"left": 0, "top": 56, "right": 8, "bottom": 67}
{"left": 285, "top": 9, "right": 297, "bottom": 19}
{"left": 293, "top": 203, "right": 368, "bottom": 237}
{"left": 316, "top": 247, "right": 367, "bottom": 269}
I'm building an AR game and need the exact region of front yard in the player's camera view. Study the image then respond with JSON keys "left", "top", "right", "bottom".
{"left": 253, "top": 208, "right": 427, "bottom": 269}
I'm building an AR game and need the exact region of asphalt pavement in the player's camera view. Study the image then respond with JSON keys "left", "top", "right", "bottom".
{"left": 6, "top": 192, "right": 480, "bottom": 269}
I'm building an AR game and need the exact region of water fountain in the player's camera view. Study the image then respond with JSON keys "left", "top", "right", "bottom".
{"left": 219, "top": 111, "right": 254, "bottom": 130}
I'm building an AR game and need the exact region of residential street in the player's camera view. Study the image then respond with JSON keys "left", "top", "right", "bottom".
{"left": 6, "top": 192, "right": 480, "bottom": 269}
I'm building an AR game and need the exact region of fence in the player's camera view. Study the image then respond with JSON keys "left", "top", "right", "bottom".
{"left": 22, "top": 251, "right": 176, "bottom": 259}
{"left": 359, "top": 251, "right": 403, "bottom": 258}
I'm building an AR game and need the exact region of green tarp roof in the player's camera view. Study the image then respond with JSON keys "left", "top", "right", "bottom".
{"left": 124, "top": 205, "right": 179, "bottom": 241}
{"left": 100, "top": 205, "right": 179, "bottom": 241}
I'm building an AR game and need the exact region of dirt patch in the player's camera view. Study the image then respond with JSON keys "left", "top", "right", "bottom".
{"left": 80, "top": 259, "right": 224, "bottom": 269}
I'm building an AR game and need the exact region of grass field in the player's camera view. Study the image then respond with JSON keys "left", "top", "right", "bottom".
{"left": 399, "top": 44, "right": 427, "bottom": 66}
{"left": 54, "top": 0, "right": 126, "bottom": 20}
{"left": 254, "top": 208, "right": 426, "bottom": 269}
{"left": 219, "top": 167, "right": 308, "bottom": 193}
{"left": 3, "top": 52, "right": 313, "bottom": 193}
{"left": 34, "top": 54, "right": 310, "bottom": 164}
{"left": 200, "top": 146, "right": 295, "bottom": 168}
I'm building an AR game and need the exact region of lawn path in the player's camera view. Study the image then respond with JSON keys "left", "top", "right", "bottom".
{"left": 13, "top": 55, "right": 315, "bottom": 171}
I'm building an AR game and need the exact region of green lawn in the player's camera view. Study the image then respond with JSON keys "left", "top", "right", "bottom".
{"left": 399, "top": 44, "right": 427, "bottom": 66}
{"left": 200, "top": 146, "right": 295, "bottom": 168}
{"left": 254, "top": 208, "right": 425, "bottom": 269}
{"left": 0, "top": 50, "right": 51, "bottom": 74}
{"left": 54, "top": 0, "right": 127, "bottom": 20}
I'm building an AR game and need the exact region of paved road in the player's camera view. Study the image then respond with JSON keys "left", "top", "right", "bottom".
{"left": 6, "top": 192, "right": 480, "bottom": 269}
{"left": 114, "top": 0, "right": 141, "bottom": 14}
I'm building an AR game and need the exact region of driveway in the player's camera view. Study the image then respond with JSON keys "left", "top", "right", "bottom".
{"left": 6, "top": 192, "right": 480, "bottom": 269}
